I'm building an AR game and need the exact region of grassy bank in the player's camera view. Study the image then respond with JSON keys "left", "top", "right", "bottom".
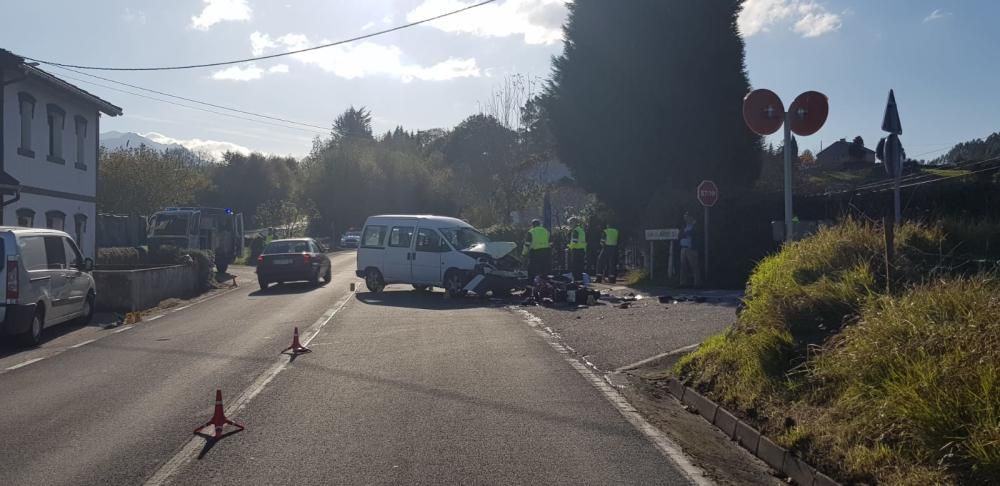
{"left": 674, "top": 219, "right": 999, "bottom": 484}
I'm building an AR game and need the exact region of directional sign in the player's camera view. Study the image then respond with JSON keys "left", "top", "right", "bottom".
{"left": 645, "top": 228, "right": 680, "bottom": 241}
{"left": 882, "top": 89, "right": 902, "bottom": 135}
{"left": 697, "top": 180, "right": 719, "bottom": 208}
{"left": 742, "top": 89, "right": 785, "bottom": 135}
{"left": 788, "top": 91, "right": 829, "bottom": 136}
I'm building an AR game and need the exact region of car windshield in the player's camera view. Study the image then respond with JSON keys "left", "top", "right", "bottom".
{"left": 264, "top": 241, "right": 310, "bottom": 254}
{"left": 439, "top": 227, "right": 490, "bottom": 250}
{"left": 343, "top": 232, "right": 360, "bottom": 238}
{"left": 148, "top": 214, "right": 189, "bottom": 236}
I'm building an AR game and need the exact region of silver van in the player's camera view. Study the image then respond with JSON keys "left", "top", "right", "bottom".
{"left": 0, "top": 228, "right": 95, "bottom": 346}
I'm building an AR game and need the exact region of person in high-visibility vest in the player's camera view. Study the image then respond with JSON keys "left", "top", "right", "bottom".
{"left": 522, "top": 219, "right": 551, "bottom": 279}
{"left": 598, "top": 223, "right": 619, "bottom": 283}
{"left": 567, "top": 217, "right": 587, "bottom": 280}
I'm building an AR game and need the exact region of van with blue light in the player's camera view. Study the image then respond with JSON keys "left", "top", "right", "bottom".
{"left": 147, "top": 207, "right": 244, "bottom": 273}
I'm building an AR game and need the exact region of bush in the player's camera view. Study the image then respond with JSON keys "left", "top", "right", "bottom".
{"left": 97, "top": 247, "right": 142, "bottom": 266}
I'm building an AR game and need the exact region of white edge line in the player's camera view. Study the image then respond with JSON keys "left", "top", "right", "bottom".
{"left": 69, "top": 338, "right": 99, "bottom": 349}
{"left": 146, "top": 315, "right": 162, "bottom": 321}
{"left": 111, "top": 325, "right": 135, "bottom": 334}
{"left": 511, "top": 308, "right": 714, "bottom": 486}
{"left": 143, "top": 289, "right": 356, "bottom": 486}
{"left": 5, "top": 356, "right": 47, "bottom": 371}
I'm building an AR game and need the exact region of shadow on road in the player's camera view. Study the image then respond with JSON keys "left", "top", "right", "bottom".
{"left": 249, "top": 282, "right": 327, "bottom": 297}
{"left": 0, "top": 313, "right": 118, "bottom": 358}
{"left": 355, "top": 289, "right": 506, "bottom": 311}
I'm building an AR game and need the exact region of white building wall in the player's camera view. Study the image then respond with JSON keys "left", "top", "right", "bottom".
{"left": 2, "top": 193, "right": 95, "bottom": 258}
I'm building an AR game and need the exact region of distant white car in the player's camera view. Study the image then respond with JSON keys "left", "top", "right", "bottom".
{"left": 0, "top": 227, "right": 96, "bottom": 346}
{"left": 355, "top": 215, "right": 525, "bottom": 297}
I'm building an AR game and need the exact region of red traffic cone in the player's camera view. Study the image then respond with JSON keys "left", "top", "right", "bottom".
{"left": 281, "top": 327, "right": 311, "bottom": 354}
{"left": 194, "top": 389, "right": 244, "bottom": 439}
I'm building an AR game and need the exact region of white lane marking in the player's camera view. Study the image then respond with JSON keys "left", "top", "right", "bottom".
{"left": 111, "top": 325, "right": 134, "bottom": 334}
{"left": 143, "top": 289, "right": 356, "bottom": 486}
{"left": 173, "top": 305, "right": 192, "bottom": 312}
{"left": 69, "top": 338, "right": 99, "bottom": 349}
{"left": 6, "top": 356, "right": 47, "bottom": 371}
{"left": 146, "top": 315, "right": 162, "bottom": 322}
{"left": 511, "top": 308, "right": 714, "bottom": 486}
{"left": 615, "top": 343, "right": 701, "bottom": 373}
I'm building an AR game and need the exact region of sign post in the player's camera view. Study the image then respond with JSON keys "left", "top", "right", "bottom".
{"left": 697, "top": 181, "right": 719, "bottom": 281}
{"left": 645, "top": 229, "right": 680, "bottom": 281}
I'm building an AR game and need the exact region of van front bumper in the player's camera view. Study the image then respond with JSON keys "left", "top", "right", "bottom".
{"left": 1, "top": 303, "right": 38, "bottom": 336}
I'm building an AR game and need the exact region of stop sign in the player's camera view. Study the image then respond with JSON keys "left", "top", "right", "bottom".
{"left": 697, "top": 180, "right": 719, "bottom": 207}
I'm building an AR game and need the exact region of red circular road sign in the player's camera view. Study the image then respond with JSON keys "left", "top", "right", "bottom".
{"left": 742, "top": 89, "right": 785, "bottom": 136}
{"left": 697, "top": 180, "right": 719, "bottom": 207}
{"left": 788, "top": 91, "right": 829, "bottom": 136}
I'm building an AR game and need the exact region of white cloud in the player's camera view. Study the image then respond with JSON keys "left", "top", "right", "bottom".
{"left": 268, "top": 64, "right": 290, "bottom": 73}
{"left": 360, "top": 21, "right": 376, "bottom": 31}
{"left": 923, "top": 9, "right": 951, "bottom": 23}
{"left": 122, "top": 8, "right": 147, "bottom": 24}
{"left": 250, "top": 31, "right": 277, "bottom": 55}
{"left": 254, "top": 33, "right": 480, "bottom": 82}
{"left": 142, "top": 132, "right": 252, "bottom": 160}
{"left": 191, "top": 0, "right": 252, "bottom": 31}
{"left": 211, "top": 64, "right": 264, "bottom": 81}
{"left": 381, "top": 15, "right": 393, "bottom": 24}
{"left": 406, "top": 0, "right": 568, "bottom": 45}
{"left": 740, "top": 0, "right": 841, "bottom": 38}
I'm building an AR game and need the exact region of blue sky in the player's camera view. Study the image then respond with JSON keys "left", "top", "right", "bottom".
{"left": 1, "top": 0, "right": 996, "bottom": 161}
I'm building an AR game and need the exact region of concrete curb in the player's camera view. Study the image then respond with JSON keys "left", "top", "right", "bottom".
{"left": 665, "top": 378, "right": 841, "bottom": 486}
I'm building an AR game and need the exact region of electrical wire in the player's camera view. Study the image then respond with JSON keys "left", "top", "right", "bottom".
{"left": 22, "top": 0, "right": 497, "bottom": 71}
{"left": 56, "top": 72, "right": 325, "bottom": 135}
{"left": 49, "top": 65, "right": 329, "bottom": 131}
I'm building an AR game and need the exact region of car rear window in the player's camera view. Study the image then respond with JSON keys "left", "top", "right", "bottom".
{"left": 264, "top": 241, "right": 310, "bottom": 254}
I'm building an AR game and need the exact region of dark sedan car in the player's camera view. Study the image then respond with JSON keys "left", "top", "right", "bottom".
{"left": 256, "top": 238, "right": 332, "bottom": 289}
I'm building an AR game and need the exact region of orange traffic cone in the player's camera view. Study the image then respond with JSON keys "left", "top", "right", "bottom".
{"left": 281, "top": 327, "right": 311, "bottom": 354}
{"left": 194, "top": 389, "right": 244, "bottom": 440}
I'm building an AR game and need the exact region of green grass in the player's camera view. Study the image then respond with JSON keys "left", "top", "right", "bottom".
{"left": 673, "top": 218, "right": 1000, "bottom": 484}
{"left": 621, "top": 268, "right": 648, "bottom": 286}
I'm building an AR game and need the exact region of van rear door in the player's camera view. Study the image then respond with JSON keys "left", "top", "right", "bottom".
{"left": 383, "top": 225, "right": 415, "bottom": 283}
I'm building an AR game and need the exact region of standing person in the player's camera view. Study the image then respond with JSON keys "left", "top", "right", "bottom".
{"left": 567, "top": 217, "right": 587, "bottom": 281}
{"left": 522, "top": 219, "right": 551, "bottom": 279}
{"left": 598, "top": 223, "right": 620, "bottom": 283}
{"left": 679, "top": 211, "right": 703, "bottom": 288}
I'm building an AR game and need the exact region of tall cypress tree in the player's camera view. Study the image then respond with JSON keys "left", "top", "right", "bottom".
{"left": 545, "top": 0, "right": 761, "bottom": 223}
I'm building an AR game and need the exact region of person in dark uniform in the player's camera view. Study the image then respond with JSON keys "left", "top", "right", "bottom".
{"left": 598, "top": 223, "right": 619, "bottom": 283}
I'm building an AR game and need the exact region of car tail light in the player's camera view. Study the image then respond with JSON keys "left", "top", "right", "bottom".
{"left": 257, "top": 255, "right": 264, "bottom": 263}
{"left": 6, "top": 260, "right": 18, "bottom": 300}
{"left": 303, "top": 253, "right": 312, "bottom": 264}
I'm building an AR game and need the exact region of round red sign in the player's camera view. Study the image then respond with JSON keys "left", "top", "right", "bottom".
{"left": 788, "top": 91, "right": 829, "bottom": 136}
{"left": 697, "top": 180, "right": 719, "bottom": 207}
{"left": 742, "top": 89, "right": 785, "bottom": 136}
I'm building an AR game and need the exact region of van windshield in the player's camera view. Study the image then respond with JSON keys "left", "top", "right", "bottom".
{"left": 149, "top": 214, "right": 190, "bottom": 236}
{"left": 439, "top": 227, "right": 490, "bottom": 250}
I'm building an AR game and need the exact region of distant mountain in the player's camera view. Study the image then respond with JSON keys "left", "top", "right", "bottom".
{"left": 100, "top": 131, "right": 185, "bottom": 152}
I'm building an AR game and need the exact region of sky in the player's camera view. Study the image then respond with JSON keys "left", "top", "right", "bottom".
{"left": 1, "top": 0, "right": 997, "bottom": 161}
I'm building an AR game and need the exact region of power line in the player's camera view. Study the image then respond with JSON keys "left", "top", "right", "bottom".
{"left": 50, "top": 65, "right": 329, "bottom": 131}
{"left": 22, "top": 0, "right": 497, "bottom": 72}
{"left": 56, "top": 72, "right": 325, "bottom": 135}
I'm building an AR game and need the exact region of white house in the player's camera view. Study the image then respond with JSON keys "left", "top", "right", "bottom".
{"left": 0, "top": 49, "right": 122, "bottom": 257}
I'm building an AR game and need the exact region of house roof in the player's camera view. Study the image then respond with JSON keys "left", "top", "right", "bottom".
{"left": 0, "top": 49, "right": 122, "bottom": 116}
{"left": 0, "top": 170, "right": 21, "bottom": 193}
{"left": 817, "top": 139, "right": 875, "bottom": 160}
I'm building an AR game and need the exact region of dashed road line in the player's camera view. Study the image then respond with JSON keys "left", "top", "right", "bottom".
{"left": 6, "top": 357, "right": 47, "bottom": 371}
{"left": 511, "top": 307, "right": 713, "bottom": 486}
{"left": 69, "top": 338, "right": 98, "bottom": 349}
{"left": 111, "top": 325, "right": 135, "bottom": 334}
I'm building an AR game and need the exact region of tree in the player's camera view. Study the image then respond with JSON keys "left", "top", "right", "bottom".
{"left": 198, "top": 152, "right": 301, "bottom": 227}
{"left": 545, "top": 1, "right": 761, "bottom": 225}
{"left": 332, "top": 106, "right": 373, "bottom": 140}
{"left": 799, "top": 149, "right": 816, "bottom": 168}
{"left": 98, "top": 146, "right": 210, "bottom": 216}
{"left": 849, "top": 135, "right": 866, "bottom": 159}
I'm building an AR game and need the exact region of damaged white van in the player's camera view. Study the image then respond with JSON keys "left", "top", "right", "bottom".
{"left": 355, "top": 215, "right": 526, "bottom": 297}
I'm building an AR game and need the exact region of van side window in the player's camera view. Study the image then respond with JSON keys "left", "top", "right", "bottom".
{"left": 44, "top": 236, "right": 67, "bottom": 270}
{"left": 388, "top": 226, "right": 414, "bottom": 248}
{"left": 362, "top": 225, "right": 386, "bottom": 248}
{"left": 63, "top": 237, "right": 82, "bottom": 268}
{"left": 19, "top": 236, "right": 47, "bottom": 271}
{"left": 416, "top": 228, "right": 445, "bottom": 253}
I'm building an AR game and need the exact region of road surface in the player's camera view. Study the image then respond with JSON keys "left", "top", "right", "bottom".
{"left": 0, "top": 252, "right": 695, "bottom": 485}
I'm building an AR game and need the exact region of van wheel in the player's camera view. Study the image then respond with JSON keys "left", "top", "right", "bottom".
{"left": 20, "top": 309, "right": 44, "bottom": 347}
{"left": 76, "top": 292, "right": 95, "bottom": 325}
{"left": 444, "top": 270, "right": 467, "bottom": 298}
{"left": 365, "top": 268, "right": 385, "bottom": 293}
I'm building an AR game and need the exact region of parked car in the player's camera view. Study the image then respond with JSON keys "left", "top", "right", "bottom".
{"left": 256, "top": 238, "right": 332, "bottom": 289}
{"left": 339, "top": 230, "right": 361, "bottom": 249}
{"left": 355, "top": 215, "right": 526, "bottom": 297}
{"left": 0, "top": 227, "right": 96, "bottom": 346}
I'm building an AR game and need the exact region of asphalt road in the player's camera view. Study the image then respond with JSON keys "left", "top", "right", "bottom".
{"left": 0, "top": 253, "right": 694, "bottom": 485}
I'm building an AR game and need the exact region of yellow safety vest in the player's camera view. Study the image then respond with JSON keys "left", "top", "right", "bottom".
{"left": 569, "top": 225, "right": 586, "bottom": 250}
{"left": 529, "top": 226, "right": 550, "bottom": 249}
{"left": 603, "top": 227, "right": 619, "bottom": 246}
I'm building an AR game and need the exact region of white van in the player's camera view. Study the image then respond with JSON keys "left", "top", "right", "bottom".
{"left": 355, "top": 215, "right": 525, "bottom": 297}
{"left": 0, "top": 227, "right": 96, "bottom": 346}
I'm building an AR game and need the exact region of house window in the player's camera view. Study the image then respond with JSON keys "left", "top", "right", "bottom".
{"left": 74, "top": 214, "right": 87, "bottom": 253}
{"left": 74, "top": 115, "right": 88, "bottom": 170}
{"left": 16, "top": 208, "right": 35, "bottom": 227}
{"left": 18, "top": 92, "right": 36, "bottom": 157}
{"left": 47, "top": 104, "right": 66, "bottom": 164}
{"left": 46, "top": 210, "right": 65, "bottom": 231}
